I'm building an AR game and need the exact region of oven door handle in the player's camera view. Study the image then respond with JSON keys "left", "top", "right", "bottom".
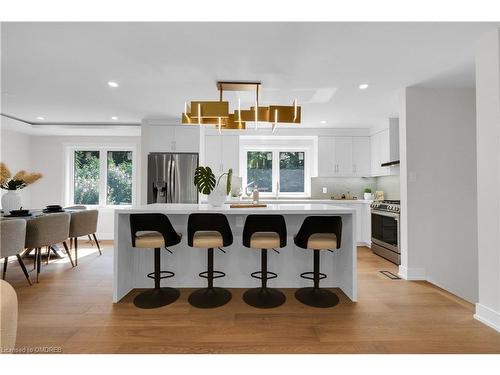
{"left": 371, "top": 210, "right": 400, "bottom": 218}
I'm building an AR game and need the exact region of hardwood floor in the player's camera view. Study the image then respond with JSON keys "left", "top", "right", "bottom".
{"left": 4, "top": 241, "right": 500, "bottom": 353}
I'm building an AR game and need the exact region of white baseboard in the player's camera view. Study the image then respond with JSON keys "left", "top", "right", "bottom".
{"left": 398, "top": 265, "right": 426, "bottom": 280}
{"left": 474, "top": 303, "right": 500, "bottom": 332}
{"left": 358, "top": 242, "right": 371, "bottom": 248}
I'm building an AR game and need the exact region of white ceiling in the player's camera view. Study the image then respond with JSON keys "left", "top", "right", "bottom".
{"left": 1, "top": 22, "right": 498, "bottom": 128}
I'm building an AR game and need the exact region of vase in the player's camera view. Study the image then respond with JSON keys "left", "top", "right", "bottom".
{"left": 1, "top": 190, "right": 22, "bottom": 213}
{"left": 364, "top": 193, "right": 373, "bottom": 200}
{"left": 207, "top": 185, "right": 227, "bottom": 207}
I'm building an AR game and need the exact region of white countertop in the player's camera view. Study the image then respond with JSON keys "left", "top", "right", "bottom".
{"left": 115, "top": 203, "right": 357, "bottom": 215}
{"left": 244, "top": 199, "right": 372, "bottom": 204}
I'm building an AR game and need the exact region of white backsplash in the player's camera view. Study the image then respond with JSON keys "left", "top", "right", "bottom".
{"left": 311, "top": 177, "right": 377, "bottom": 199}
{"left": 311, "top": 175, "right": 400, "bottom": 200}
{"left": 375, "top": 175, "right": 400, "bottom": 199}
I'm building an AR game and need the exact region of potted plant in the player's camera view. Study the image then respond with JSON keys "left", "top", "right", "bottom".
{"left": 363, "top": 187, "right": 373, "bottom": 200}
{"left": 194, "top": 166, "right": 233, "bottom": 206}
{"left": 0, "top": 163, "right": 43, "bottom": 213}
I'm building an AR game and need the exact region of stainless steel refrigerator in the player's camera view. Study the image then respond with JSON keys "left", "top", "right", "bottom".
{"left": 147, "top": 153, "right": 199, "bottom": 204}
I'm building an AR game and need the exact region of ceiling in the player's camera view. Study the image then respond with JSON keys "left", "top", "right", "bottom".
{"left": 1, "top": 22, "right": 497, "bottom": 128}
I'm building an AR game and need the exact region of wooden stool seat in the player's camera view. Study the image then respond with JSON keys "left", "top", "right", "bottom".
{"left": 250, "top": 232, "right": 281, "bottom": 249}
{"left": 192, "top": 231, "right": 223, "bottom": 248}
{"left": 134, "top": 232, "right": 182, "bottom": 248}
{"left": 306, "top": 233, "right": 337, "bottom": 250}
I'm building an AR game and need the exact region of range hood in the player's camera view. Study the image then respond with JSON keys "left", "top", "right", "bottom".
{"left": 381, "top": 160, "right": 400, "bottom": 167}
{"left": 381, "top": 118, "right": 400, "bottom": 168}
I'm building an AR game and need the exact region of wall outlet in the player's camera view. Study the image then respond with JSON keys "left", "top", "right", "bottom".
{"left": 322, "top": 187, "right": 328, "bottom": 194}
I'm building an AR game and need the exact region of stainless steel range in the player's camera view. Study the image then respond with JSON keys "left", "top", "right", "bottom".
{"left": 370, "top": 200, "right": 400, "bottom": 265}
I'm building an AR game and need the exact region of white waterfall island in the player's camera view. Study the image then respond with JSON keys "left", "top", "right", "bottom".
{"left": 113, "top": 203, "right": 357, "bottom": 303}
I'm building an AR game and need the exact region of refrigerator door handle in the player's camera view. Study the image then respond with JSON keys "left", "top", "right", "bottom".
{"left": 166, "top": 156, "right": 172, "bottom": 203}
{"left": 175, "top": 158, "right": 181, "bottom": 203}
{"left": 171, "top": 157, "right": 177, "bottom": 203}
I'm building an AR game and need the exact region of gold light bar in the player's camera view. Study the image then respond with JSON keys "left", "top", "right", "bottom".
{"left": 190, "top": 101, "right": 229, "bottom": 119}
{"left": 268, "top": 105, "right": 301, "bottom": 123}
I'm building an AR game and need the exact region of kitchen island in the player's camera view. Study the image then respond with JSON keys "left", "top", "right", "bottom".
{"left": 113, "top": 203, "right": 357, "bottom": 303}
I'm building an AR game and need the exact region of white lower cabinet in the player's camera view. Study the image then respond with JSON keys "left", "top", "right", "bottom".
{"left": 341, "top": 203, "right": 371, "bottom": 246}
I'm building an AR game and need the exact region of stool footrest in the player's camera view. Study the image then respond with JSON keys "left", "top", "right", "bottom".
{"left": 147, "top": 270, "right": 175, "bottom": 280}
{"left": 199, "top": 270, "right": 226, "bottom": 279}
{"left": 300, "top": 271, "right": 327, "bottom": 281}
{"left": 251, "top": 270, "right": 278, "bottom": 280}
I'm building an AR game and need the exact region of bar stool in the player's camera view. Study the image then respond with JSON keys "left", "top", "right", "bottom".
{"left": 242, "top": 214, "right": 287, "bottom": 308}
{"left": 130, "top": 213, "right": 181, "bottom": 309}
{"left": 187, "top": 213, "right": 233, "bottom": 308}
{"left": 294, "top": 216, "right": 342, "bottom": 308}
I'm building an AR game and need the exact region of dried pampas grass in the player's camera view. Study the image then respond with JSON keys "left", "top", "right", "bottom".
{"left": 23, "top": 172, "right": 43, "bottom": 185}
{"left": 0, "top": 163, "right": 43, "bottom": 189}
{"left": 0, "top": 162, "right": 12, "bottom": 184}
{"left": 13, "top": 170, "right": 28, "bottom": 181}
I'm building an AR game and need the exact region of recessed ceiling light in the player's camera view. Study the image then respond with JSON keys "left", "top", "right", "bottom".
{"left": 111, "top": 116, "right": 118, "bottom": 120}
{"left": 359, "top": 83, "right": 369, "bottom": 90}
{"left": 36, "top": 116, "right": 45, "bottom": 120}
{"left": 320, "top": 120, "right": 327, "bottom": 124}
{"left": 107, "top": 81, "right": 119, "bottom": 88}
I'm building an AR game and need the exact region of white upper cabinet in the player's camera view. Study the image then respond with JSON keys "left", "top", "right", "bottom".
{"left": 204, "top": 135, "right": 239, "bottom": 176}
{"left": 142, "top": 125, "right": 200, "bottom": 153}
{"left": 174, "top": 126, "right": 201, "bottom": 152}
{"left": 352, "top": 137, "right": 371, "bottom": 176}
{"left": 318, "top": 136, "right": 335, "bottom": 176}
{"left": 318, "top": 136, "right": 371, "bottom": 177}
{"left": 334, "top": 137, "right": 353, "bottom": 176}
{"left": 370, "top": 125, "right": 399, "bottom": 176}
{"left": 204, "top": 135, "right": 222, "bottom": 173}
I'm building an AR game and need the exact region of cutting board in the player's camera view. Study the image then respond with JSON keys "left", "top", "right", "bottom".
{"left": 229, "top": 203, "right": 268, "bottom": 208}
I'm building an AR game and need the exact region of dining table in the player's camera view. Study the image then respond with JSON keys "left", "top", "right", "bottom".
{"left": 0, "top": 207, "right": 85, "bottom": 259}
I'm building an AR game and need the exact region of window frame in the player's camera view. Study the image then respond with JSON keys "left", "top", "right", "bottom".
{"left": 240, "top": 139, "right": 313, "bottom": 198}
{"left": 64, "top": 143, "right": 137, "bottom": 208}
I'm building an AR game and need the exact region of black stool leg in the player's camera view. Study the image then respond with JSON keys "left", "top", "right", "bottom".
{"left": 133, "top": 248, "right": 180, "bottom": 309}
{"left": 243, "top": 249, "right": 286, "bottom": 308}
{"left": 188, "top": 248, "right": 232, "bottom": 309}
{"left": 295, "top": 250, "right": 340, "bottom": 308}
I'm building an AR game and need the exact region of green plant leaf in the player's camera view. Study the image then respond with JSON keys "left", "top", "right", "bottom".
{"left": 194, "top": 166, "right": 216, "bottom": 195}
{"left": 226, "top": 168, "right": 233, "bottom": 195}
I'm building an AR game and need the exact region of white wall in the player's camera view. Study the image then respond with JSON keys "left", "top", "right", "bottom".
{"left": 0, "top": 117, "right": 33, "bottom": 208}
{"left": 399, "top": 87, "right": 478, "bottom": 303}
{"left": 29, "top": 135, "right": 141, "bottom": 239}
{"left": 474, "top": 28, "right": 500, "bottom": 331}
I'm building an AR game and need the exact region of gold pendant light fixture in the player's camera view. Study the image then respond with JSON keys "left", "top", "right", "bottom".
{"left": 181, "top": 81, "right": 301, "bottom": 130}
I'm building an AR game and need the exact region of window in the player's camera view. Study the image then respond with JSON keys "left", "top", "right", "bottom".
{"left": 240, "top": 136, "right": 315, "bottom": 198}
{"left": 247, "top": 151, "right": 273, "bottom": 193}
{"left": 106, "top": 151, "right": 133, "bottom": 205}
{"left": 244, "top": 149, "right": 309, "bottom": 197}
{"left": 74, "top": 151, "right": 100, "bottom": 205}
{"left": 279, "top": 151, "right": 305, "bottom": 192}
{"left": 67, "top": 145, "right": 136, "bottom": 207}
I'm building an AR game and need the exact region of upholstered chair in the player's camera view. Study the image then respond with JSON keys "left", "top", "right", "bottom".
{"left": 68, "top": 210, "right": 101, "bottom": 265}
{"left": 0, "top": 219, "right": 31, "bottom": 285}
{"left": 25, "top": 213, "right": 73, "bottom": 282}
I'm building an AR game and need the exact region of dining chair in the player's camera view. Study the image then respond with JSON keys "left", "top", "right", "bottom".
{"left": 0, "top": 219, "right": 31, "bottom": 285}
{"left": 25, "top": 213, "right": 74, "bottom": 282}
{"left": 68, "top": 209, "right": 101, "bottom": 266}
